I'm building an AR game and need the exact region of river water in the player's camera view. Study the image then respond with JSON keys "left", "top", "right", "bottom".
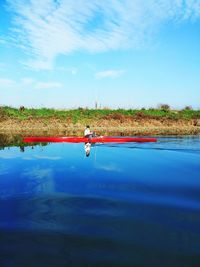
{"left": 0, "top": 136, "right": 200, "bottom": 267}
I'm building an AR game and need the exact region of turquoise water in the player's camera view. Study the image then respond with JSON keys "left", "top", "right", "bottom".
{"left": 0, "top": 136, "right": 200, "bottom": 266}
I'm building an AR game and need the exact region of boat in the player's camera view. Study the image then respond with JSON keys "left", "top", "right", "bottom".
{"left": 23, "top": 136, "right": 157, "bottom": 143}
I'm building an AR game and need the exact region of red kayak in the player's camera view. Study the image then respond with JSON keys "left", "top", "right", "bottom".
{"left": 23, "top": 136, "right": 157, "bottom": 143}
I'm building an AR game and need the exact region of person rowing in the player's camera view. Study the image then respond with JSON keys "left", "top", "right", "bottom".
{"left": 84, "top": 125, "right": 93, "bottom": 157}
{"left": 84, "top": 125, "right": 95, "bottom": 138}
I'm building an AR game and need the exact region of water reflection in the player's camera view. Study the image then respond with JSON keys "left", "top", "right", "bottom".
{"left": 84, "top": 142, "right": 91, "bottom": 157}
{"left": 0, "top": 136, "right": 200, "bottom": 266}
{"left": 1, "top": 195, "right": 200, "bottom": 267}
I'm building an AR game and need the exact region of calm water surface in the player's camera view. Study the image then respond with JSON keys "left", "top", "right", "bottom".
{"left": 0, "top": 136, "right": 200, "bottom": 267}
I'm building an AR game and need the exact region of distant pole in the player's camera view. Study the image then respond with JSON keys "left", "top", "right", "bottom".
{"left": 95, "top": 88, "right": 98, "bottom": 109}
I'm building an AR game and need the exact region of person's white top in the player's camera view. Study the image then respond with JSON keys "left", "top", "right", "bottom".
{"left": 84, "top": 128, "right": 91, "bottom": 136}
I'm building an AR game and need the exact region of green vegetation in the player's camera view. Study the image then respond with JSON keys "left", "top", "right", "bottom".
{"left": 1, "top": 106, "right": 200, "bottom": 122}
{"left": 1, "top": 106, "right": 200, "bottom": 136}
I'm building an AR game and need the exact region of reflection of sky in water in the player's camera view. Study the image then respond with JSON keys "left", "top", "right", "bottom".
{"left": 0, "top": 137, "right": 200, "bottom": 267}
{"left": 0, "top": 138, "right": 200, "bottom": 202}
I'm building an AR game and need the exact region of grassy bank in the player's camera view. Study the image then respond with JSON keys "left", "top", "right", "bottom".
{"left": 0, "top": 106, "right": 200, "bottom": 135}
{"left": 1, "top": 106, "right": 200, "bottom": 121}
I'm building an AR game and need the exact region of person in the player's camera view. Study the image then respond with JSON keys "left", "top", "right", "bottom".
{"left": 84, "top": 142, "right": 91, "bottom": 157}
{"left": 84, "top": 125, "right": 94, "bottom": 138}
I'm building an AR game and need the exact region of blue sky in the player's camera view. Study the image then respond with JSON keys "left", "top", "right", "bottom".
{"left": 0, "top": 0, "right": 200, "bottom": 109}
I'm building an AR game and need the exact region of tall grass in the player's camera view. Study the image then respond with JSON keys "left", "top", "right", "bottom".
{"left": 1, "top": 106, "right": 200, "bottom": 122}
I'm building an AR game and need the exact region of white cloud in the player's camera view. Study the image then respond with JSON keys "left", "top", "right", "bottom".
{"left": 0, "top": 38, "right": 6, "bottom": 45}
{"left": 0, "top": 78, "right": 16, "bottom": 87}
{"left": 0, "top": 77, "right": 62, "bottom": 90}
{"left": 21, "top": 77, "right": 34, "bottom": 85}
{"left": 23, "top": 59, "right": 54, "bottom": 70}
{"left": 70, "top": 68, "right": 78, "bottom": 75}
{"left": 34, "top": 82, "right": 63, "bottom": 89}
{"left": 95, "top": 69, "right": 125, "bottom": 79}
{"left": 0, "top": 62, "right": 6, "bottom": 71}
{"left": 6, "top": 0, "right": 200, "bottom": 70}
{"left": 59, "top": 67, "right": 78, "bottom": 75}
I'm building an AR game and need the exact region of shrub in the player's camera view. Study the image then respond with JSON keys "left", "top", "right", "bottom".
{"left": 135, "top": 111, "right": 149, "bottom": 119}
{"left": 19, "top": 106, "right": 25, "bottom": 112}
{"left": 192, "top": 114, "right": 200, "bottom": 119}
{"left": 0, "top": 107, "right": 8, "bottom": 121}
{"left": 103, "top": 113, "right": 123, "bottom": 120}
{"left": 158, "top": 104, "right": 170, "bottom": 111}
{"left": 183, "top": 106, "right": 193, "bottom": 111}
{"left": 166, "top": 113, "right": 179, "bottom": 121}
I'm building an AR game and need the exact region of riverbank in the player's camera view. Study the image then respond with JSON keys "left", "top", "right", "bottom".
{"left": 0, "top": 117, "right": 200, "bottom": 136}
{"left": 1, "top": 107, "right": 200, "bottom": 136}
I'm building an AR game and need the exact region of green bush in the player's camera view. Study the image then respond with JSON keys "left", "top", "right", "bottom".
{"left": 0, "top": 106, "right": 200, "bottom": 122}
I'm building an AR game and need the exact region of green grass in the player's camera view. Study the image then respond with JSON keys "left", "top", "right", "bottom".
{"left": 1, "top": 106, "right": 200, "bottom": 122}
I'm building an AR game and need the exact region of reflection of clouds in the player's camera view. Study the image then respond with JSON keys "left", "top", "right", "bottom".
{"left": 0, "top": 163, "right": 9, "bottom": 175}
{"left": 69, "top": 165, "right": 76, "bottom": 171}
{"left": 23, "top": 167, "right": 53, "bottom": 179}
{"left": 0, "top": 152, "right": 61, "bottom": 161}
{"left": 22, "top": 157, "right": 35, "bottom": 161}
{"left": 95, "top": 163, "right": 122, "bottom": 172}
{"left": 22, "top": 167, "right": 55, "bottom": 193}
{"left": 34, "top": 155, "right": 61, "bottom": 160}
{"left": 6, "top": 155, "right": 62, "bottom": 161}
{"left": 0, "top": 153, "right": 19, "bottom": 159}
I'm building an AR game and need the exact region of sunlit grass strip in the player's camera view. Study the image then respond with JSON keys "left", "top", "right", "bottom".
{"left": 1, "top": 106, "right": 200, "bottom": 122}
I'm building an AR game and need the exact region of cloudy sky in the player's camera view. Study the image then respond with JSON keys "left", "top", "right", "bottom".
{"left": 0, "top": 0, "right": 200, "bottom": 109}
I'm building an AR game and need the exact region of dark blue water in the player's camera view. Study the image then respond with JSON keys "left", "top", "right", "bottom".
{"left": 0, "top": 136, "right": 200, "bottom": 267}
